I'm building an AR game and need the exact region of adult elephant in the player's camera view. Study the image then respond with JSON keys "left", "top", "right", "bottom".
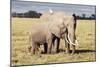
{"left": 29, "top": 19, "right": 68, "bottom": 54}
{"left": 40, "top": 11, "right": 77, "bottom": 54}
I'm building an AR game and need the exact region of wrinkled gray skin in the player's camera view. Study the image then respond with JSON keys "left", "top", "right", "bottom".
{"left": 30, "top": 21, "right": 67, "bottom": 54}
{"left": 40, "top": 12, "right": 77, "bottom": 54}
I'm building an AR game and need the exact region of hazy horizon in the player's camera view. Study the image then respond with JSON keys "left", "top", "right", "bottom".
{"left": 11, "top": 0, "right": 96, "bottom": 17}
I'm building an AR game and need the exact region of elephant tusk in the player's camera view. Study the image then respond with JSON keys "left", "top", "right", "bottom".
{"left": 65, "top": 34, "right": 79, "bottom": 46}
{"left": 65, "top": 36, "right": 76, "bottom": 45}
{"left": 67, "top": 34, "right": 76, "bottom": 45}
{"left": 65, "top": 36, "right": 71, "bottom": 45}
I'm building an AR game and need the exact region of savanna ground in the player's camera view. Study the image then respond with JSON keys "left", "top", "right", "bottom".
{"left": 11, "top": 18, "right": 96, "bottom": 66}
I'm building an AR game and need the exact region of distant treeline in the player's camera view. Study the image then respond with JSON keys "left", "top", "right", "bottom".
{"left": 12, "top": 10, "right": 96, "bottom": 20}
{"left": 12, "top": 11, "right": 42, "bottom": 18}
{"left": 76, "top": 14, "right": 96, "bottom": 20}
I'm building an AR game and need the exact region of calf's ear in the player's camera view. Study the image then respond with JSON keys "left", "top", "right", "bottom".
{"left": 50, "top": 26, "right": 61, "bottom": 38}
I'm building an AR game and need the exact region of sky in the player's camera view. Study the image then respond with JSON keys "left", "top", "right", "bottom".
{"left": 11, "top": 0, "right": 96, "bottom": 17}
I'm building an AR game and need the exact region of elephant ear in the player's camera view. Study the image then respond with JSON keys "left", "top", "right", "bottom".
{"left": 49, "top": 25, "right": 61, "bottom": 38}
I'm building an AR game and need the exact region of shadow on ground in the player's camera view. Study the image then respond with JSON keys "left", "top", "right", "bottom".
{"left": 41, "top": 49, "right": 96, "bottom": 54}
{"left": 59, "top": 49, "right": 96, "bottom": 54}
{"left": 75, "top": 49, "right": 96, "bottom": 53}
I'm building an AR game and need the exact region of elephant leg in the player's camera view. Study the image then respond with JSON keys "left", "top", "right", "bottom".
{"left": 51, "top": 36, "right": 57, "bottom": 54}
{"left": 72, "top": 34, "right": 76, "bottom": 54}
{"left": 51, "top": 36, "right": 60, "bottom": 54}
{"left": 44, "top": 43, "right": 47, "bottom": 54}
{"left": 56, "top": 38, "right": 60, "bottom": 53}
{"left": 70, "top": 32, "right": 76, "bottom": 54}
{"left": 71, "top": 45, "right": 75, "bottom": 54}
{"left": 34, "top": 43, "right": 40, "bottom": 54}
{"left": 31, "top": 42, "right": 39, "bottom": 54}
{"left": 31, "top": 42, "right": 35, "bottom": 54}
{"left": 47, "top": 39, "right": 52, "bottom": 54}
{"left": 65, "top": 40, "right": 70, "bottom": 53}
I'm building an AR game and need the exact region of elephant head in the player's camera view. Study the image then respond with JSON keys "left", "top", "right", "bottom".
{"left": 62, "top": 13, "right": 77, "bottom": 54}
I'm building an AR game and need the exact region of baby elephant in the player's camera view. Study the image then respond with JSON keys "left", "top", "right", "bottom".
{"left": 29, "top": 23, "right": 55, "bottom": 54}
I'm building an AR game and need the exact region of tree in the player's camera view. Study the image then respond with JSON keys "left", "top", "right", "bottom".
{"left": 12, "top": 12, "right": 17, "bottom": 17}
{"left": 82, "top": 14, "right": 86, "bottom": 18}
{"left": 12, "top": 10, "right": 42, "bottom": 18}
{"left": 27, "top": 11, "right": 40, "bottom": 18}
{"left": 91, "top": 14, "right": 96, "bottom": 19}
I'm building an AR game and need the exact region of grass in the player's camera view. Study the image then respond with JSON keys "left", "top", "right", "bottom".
{"left": 11, "top": 18, "right": 96, "bottom": 66}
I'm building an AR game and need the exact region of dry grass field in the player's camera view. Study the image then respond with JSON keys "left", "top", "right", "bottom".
{"left": 11, "top": 18, "right": 96, "bottom": 66}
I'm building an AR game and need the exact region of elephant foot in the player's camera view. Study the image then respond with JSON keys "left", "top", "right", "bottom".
{"left": 52, "top": 50, "right": 58, "bottom": 54}
{"left": 37, "top": 54, "right": 42, "bottom": 58}
{"left": 71, "top": 45, "right": 75, "bottom": 54}
{"left": 51, "top": 52, "right": 55, "bottom": 54}
{"left": 31, "top": 49, "right": 35, "bottom": 54}
{"left": 47, "top": 51, "right": 51, "bottom": 54}
{"left": 71, "top": 50, "right": 75, "bottom": 54}
{"left": 52, "top": 50, "right": 57, "bottom": 54}
{"left": 56, "top": 49, "right": 60, "bottom": 53}
{"left": 65, "top": 50, "right": 70, "bottom": 54}
{"left": 42, "top": 51, "right": 47, "bottom": 54}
